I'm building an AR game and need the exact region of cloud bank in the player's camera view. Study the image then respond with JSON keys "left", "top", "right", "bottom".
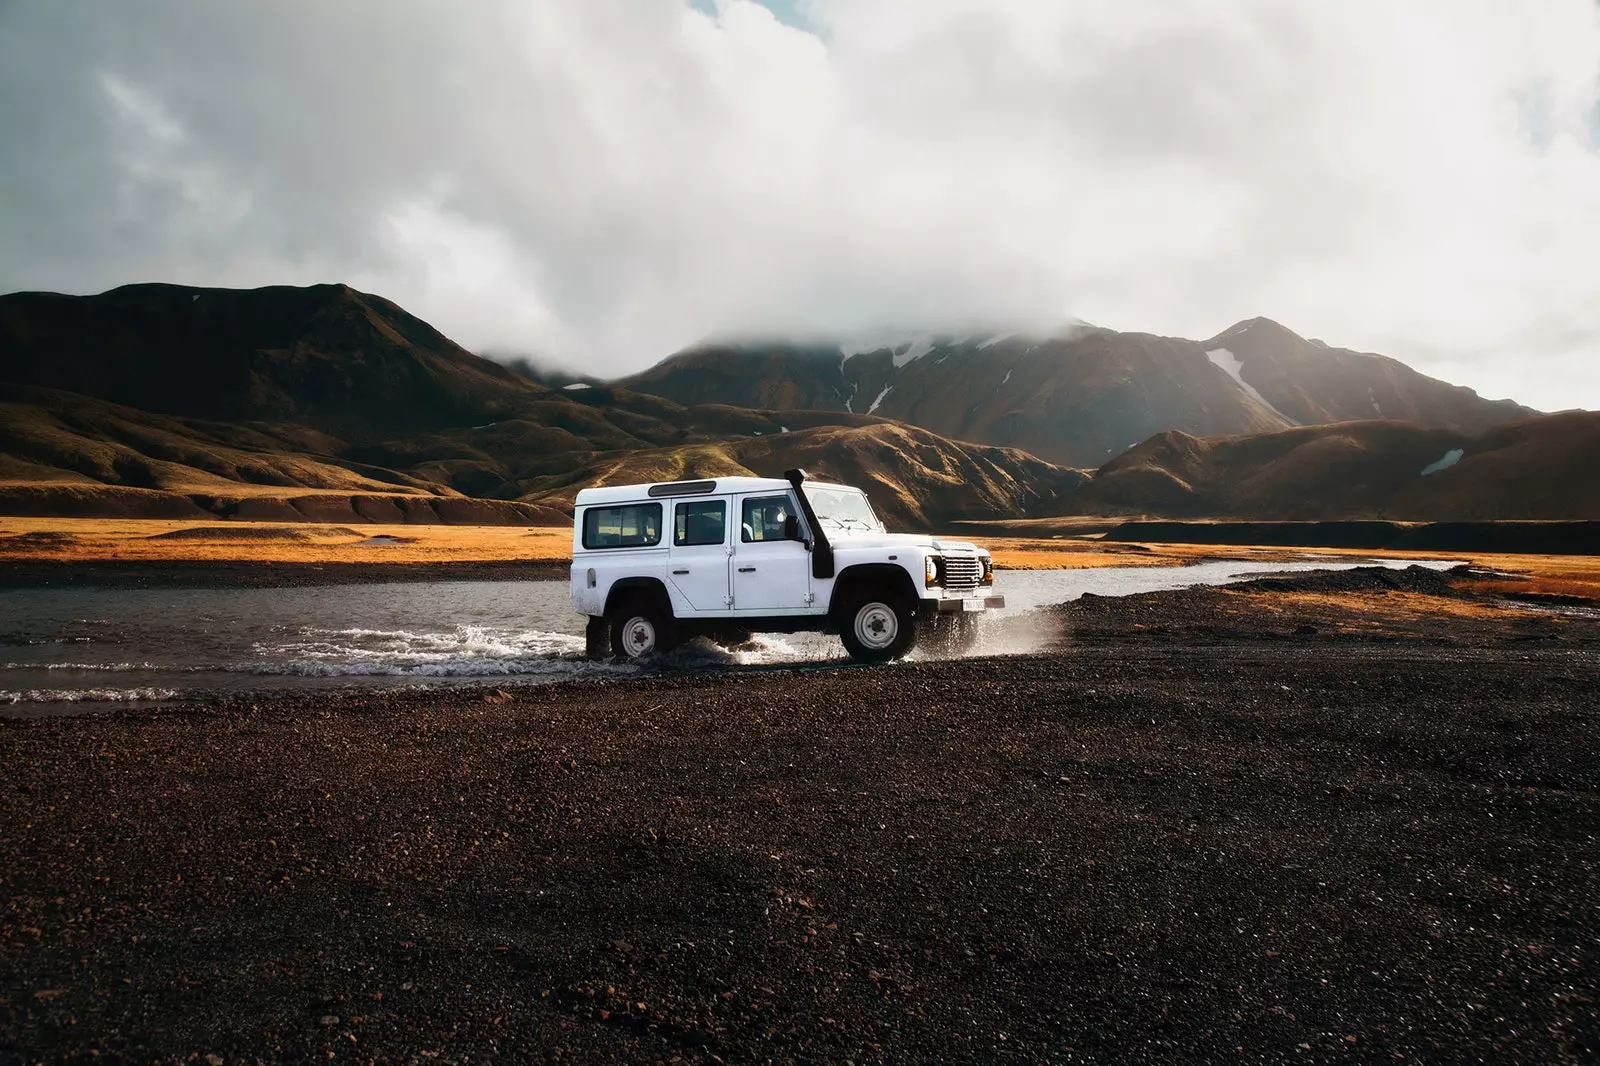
{"left": 1, "top": 0, "right": 1598, "bottom": 409}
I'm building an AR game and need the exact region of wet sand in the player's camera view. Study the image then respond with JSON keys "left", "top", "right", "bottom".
{"left": 3, "top": 584, "right": 1597, "bottom": 1063}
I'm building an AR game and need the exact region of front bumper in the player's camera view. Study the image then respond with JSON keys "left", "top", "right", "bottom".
{"left": 926, "top": 594, "right": 1005, "bottom": 613}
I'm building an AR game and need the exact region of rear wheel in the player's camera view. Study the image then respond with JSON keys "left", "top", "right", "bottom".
{"left": 839, "top": 592, "right": 917, "bottom": 663}
{"left": 607, "top": 598, "right": 676, "bottom": 660}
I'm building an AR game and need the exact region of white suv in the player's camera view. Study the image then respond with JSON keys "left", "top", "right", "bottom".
{"left": 570, "top": 469, "right": 1003, "bottom": 663}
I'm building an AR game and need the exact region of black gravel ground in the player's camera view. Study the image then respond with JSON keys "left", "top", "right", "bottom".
{"left": 2, "top": 640, "right": 1597, "bottom": 1063}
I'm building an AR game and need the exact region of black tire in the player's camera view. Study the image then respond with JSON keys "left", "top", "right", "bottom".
{"left": 606, "top": 597, "right": 676, "bottom": 660}
{"left": 838, "top": 590, "right": 917, "bottom": 663}
{"left": 584, "top": 615, "right": 609, "bottom": 661}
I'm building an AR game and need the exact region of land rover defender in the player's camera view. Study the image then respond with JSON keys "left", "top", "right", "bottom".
{"left": 570, "top": 469, "right": 1003, "bottom": 663}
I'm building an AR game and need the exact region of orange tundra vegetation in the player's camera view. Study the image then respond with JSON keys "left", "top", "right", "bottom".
{"left": 2, "top": 518, "right": 1598, "bottom": 599}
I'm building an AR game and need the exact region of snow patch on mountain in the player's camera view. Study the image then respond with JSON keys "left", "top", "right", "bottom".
{"left": 1206, "top": 347, "right": 1294, "bottom": 424}
{"left": 562, "top": 382, "right": 591, "bottom": 391}
{"left": 1420, "top": 448, "right": 1465, "bottom": 476}
{"left": 867, "top": 385, "right": 893, "bottom": 413}
{"left": 893, "top": 337, "right": 936, "bottom": 368}
{"left": 979, "top": 332, "right": 1016, "bottom": 349}
{"left": 839, "top": 333, "right": 938, "bottom": 368}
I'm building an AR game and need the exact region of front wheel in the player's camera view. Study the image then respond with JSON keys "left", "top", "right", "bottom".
{"left": 607, "top": 599, "right": 676, "bottom": 660}
{"left": 839, "top": 593, "right": 917, "bottom": 663}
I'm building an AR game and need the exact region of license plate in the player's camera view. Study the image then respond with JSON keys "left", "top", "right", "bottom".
{"left": 962, "top": 598, "right": 986, "bottom": 612}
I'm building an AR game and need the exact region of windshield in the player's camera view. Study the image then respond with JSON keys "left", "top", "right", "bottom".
{"left": 803, "top": 486, "right": 881, "bottom": 532}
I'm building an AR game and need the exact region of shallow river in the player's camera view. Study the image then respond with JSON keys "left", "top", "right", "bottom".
{"left": 1, "top": 557, "right": 1461, "bottom": 714}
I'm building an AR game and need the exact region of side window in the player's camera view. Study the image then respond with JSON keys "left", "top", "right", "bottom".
{"left": 741, "top": 495, "right": 797, "bottom": 542}
{"left": 674, "top": 500, "right": 726, "bottom": 546}
{"left": 582, "top": 503, "right": 662, "bottom": 549}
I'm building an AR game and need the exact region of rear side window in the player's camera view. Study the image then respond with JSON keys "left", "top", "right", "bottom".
{"left": 674, "top": 500, "right": 726, "bottom": 546}
{"left": 742, "top": 495, "right": 796, "bottom": 542}
{"left": 582, "top": 503, "right": 662, "bottom": 549}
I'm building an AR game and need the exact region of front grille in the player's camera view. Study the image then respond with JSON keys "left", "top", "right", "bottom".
{"left": 941, "top": 557, "right": 982, "bottom": 595}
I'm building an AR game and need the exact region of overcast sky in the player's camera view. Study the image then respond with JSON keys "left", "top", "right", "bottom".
{"left": 2, "top": 1, "right": 1598, "bottom": 410}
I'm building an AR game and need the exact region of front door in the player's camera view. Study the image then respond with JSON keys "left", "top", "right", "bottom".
{"left": 667, "top": 498, "right": 731, "bottom": 612}
{"left": 733, "top": 492, "right": 812, "bottom": 613}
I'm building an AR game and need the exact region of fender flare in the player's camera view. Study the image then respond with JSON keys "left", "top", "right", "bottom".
{"left": 828, "top": 562, "right": 920, "bottom": 618}
{"left": 603, "top": 577, "right": 674, "bottom": 618}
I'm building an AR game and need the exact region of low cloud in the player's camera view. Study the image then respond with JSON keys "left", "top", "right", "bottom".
{"left": 1, "top": 0, "right": 1598, "bottom": 409}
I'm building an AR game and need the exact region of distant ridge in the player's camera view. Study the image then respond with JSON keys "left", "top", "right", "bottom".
{"left": 1065, "top": 412, "right": 1600, "bottom": 521}
{"left": 617, "top": 320, "right": 1536, "bottom": 466}
{"left": 0, "top": 282, "right": 550, "bottom": 440}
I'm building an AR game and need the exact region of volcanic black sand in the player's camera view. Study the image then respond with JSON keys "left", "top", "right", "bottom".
{"left": 3, "top": 584, "right": 1598, "bottom": 1063}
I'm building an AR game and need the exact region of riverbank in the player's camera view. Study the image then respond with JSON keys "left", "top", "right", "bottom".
{"left": 3, "top": 577, "right": 1596, "bottom": 1062}
{"left": 6, "top": 516, "right": 1599, "bottom": 595}
{"left": 0, "top": 517, "right": 1178, "bottom": 589}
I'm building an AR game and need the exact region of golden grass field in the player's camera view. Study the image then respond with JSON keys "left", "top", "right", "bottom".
{"left": 0, "top": 517, "right": 574, "bottom": 565}
{"left": 2, "top": 517, "right": 1597, "bottom": 598}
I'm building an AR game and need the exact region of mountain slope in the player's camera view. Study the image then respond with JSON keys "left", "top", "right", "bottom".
{"left": 1068, "top": 412, "right": 1600, "bottom": 521}
{"left": 1201, "top": 318, "right": 1533, "bottom": 431}
{"left": 0, "top": 381, "right": 1086, "bottom": 529}
{"left": 521, "top": 422, "right": 1088, "bottom": 530}
{"left": 0, "top": 282, "right": 554, "bottom": 440}
{"left": 618, "top": 322, "right": 1536, "bottom": 467}
{"left": 0, "top": 383, "right": 575, "bottom": 523}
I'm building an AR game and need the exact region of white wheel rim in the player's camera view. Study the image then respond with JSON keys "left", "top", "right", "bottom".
{"left": 623, "top": 616, "right": 657, "bottom": 657}
{"left": 854, "top": 602, "right": 898, "bottom": 650}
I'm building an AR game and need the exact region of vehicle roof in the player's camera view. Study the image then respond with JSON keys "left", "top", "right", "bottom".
{"left": 574, "top": 477, "right": 854, "bottom": 507}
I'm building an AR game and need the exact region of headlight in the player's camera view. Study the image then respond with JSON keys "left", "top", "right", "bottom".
{"left": 980, "top": 557, "right": 994, "bottom": 585}
{"left": 925, "top": 555, "right": 939, "bottom": 587}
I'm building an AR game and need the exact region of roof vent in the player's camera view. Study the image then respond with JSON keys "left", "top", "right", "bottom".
{"left": 646, "top": 479, "right": 717, "bottom": 498}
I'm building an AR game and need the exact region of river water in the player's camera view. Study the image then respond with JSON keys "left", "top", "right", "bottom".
{"left": 0, "top": 557, "right": 1461, "bottom": 714}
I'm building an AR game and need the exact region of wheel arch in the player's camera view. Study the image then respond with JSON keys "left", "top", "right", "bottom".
{"left": 603, "top": 577, "right": 674, "bottom": 618}
{"left": 828, "top": 562, "right": 920, "bottom": 618}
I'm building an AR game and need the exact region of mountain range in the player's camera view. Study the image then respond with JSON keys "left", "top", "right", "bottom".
{"left": 0, "top": 284, "right": 1082, "bottom": 528}
{"left": 1069, "top": 414, "right": 1600, "bottom": 521}
{"left": 618, "top": 320, "right": 1533, "bottom": 467}
{"left": 0, "top": 281, "right": 1593, "bottom": 529}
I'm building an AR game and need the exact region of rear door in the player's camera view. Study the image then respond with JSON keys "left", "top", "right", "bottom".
{"left": 667, "top": 497, "right": 732, "bottom": 612}
{"left": 732, "top": 491, "right": 813, "bottom": 613}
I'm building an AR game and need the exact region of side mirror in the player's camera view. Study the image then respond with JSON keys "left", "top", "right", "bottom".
{"left": 783, "top": 514, "right": 801, "bottom": 541}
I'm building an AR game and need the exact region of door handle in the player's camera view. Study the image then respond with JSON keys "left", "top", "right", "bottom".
{"left": 672, "top": 568, "right": 690, "bottom": 575}
{"left": 737, "top": 566, "right": 756, "bottom": 573}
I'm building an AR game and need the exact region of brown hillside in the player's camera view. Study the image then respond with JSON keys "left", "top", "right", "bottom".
{"left": 0, "top": 382, "right": 1083, "bottom": 530}
{"left": 0, "top": 384, "right": 441, "bottom": 497}
{"left": 521, "top": 423, "right": 1089, "bottom": 530}
{"left": 1069, "top": 413, "right": 1600, "bottom": 521}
